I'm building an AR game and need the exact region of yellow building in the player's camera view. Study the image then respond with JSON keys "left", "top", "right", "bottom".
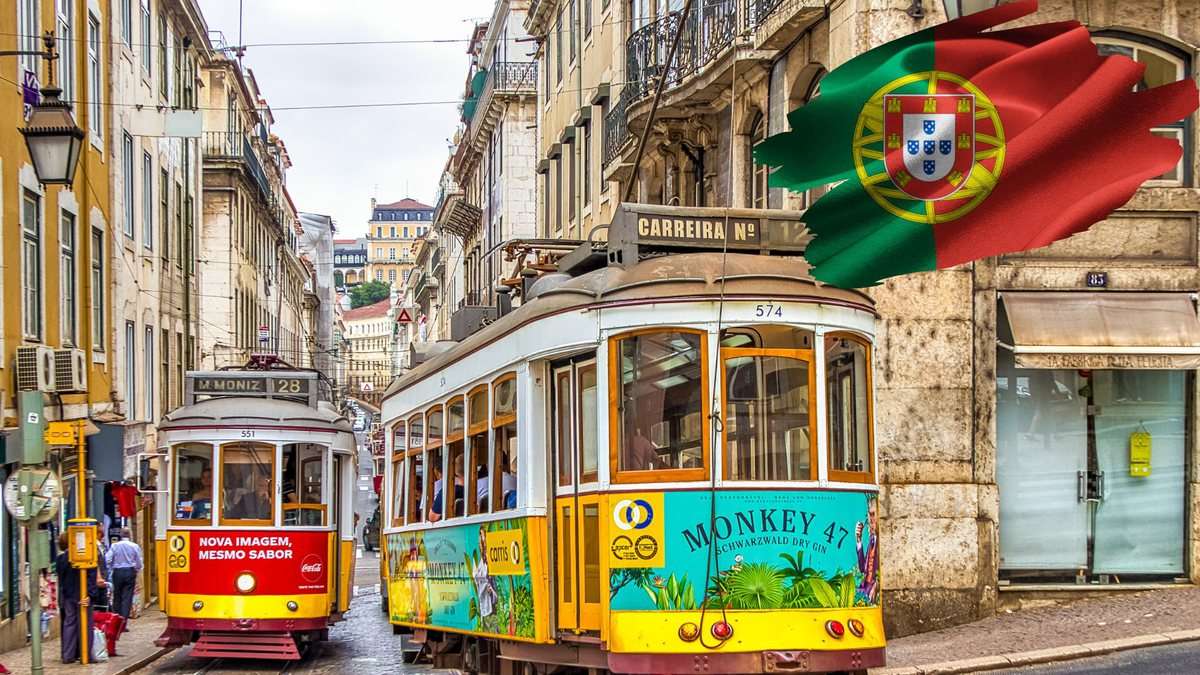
{"left": 1, "top": 0, "right": 115, "bottom": 652}
{"left": 365, "top": 197, "right": 433, "bottom": 287}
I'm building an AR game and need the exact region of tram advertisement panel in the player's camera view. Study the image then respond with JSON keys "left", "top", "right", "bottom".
{"left": 609, "top": 490, "right": 879, "bottom": 611}
{"left": 384, "top": 518, "right": 536, "bottom": 639}
{"left": 166, "top": 530, "right": 330, "bottom": 595}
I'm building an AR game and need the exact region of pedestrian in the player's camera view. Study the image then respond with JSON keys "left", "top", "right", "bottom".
{"left": 105, "top": 529, "right": 143, "bottom": 620}
{"left": 55, "top": 532, "right": 99, "bottom": 664}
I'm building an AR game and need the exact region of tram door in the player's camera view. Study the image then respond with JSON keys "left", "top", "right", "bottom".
{"left": 553, "top": 359, "right": 602, "bottom": 633}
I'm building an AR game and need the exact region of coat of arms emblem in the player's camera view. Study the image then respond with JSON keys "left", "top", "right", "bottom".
{"left": 883, "top": 94, "right": 975, "bottom": 200}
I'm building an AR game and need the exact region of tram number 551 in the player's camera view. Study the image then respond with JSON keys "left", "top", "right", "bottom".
{"left": 755, "top": 303, "right": 783, "bottom": 318}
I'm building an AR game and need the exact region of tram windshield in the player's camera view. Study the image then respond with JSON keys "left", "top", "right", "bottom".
{"left": 221, "top": 443, "right": 275, "bottom": 524}
{"left": 173, "top": 444, "right": 214, "bottom": 523}
{"left": 616, "top": 330, "right": 705, "bottom": 473}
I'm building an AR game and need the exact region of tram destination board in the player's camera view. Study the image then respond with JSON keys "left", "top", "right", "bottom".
{"left": 186, "top": 371, "right": 318, "bottom": 406}
{"left": 607, "top": 203, "right": 809, "bottom": 260}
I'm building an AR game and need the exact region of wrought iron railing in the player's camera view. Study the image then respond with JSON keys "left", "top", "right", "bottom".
{"left": 491, "top": 61, "right": 538, "bottom": 92}
{"left": 744, "top": 0, "right": 787, "bottom": 30}
{"left": 603, "top": 85, "right": 635, "bottom": 165}
{"left": 201, "top": 130, "right": 240, "bottom": 158}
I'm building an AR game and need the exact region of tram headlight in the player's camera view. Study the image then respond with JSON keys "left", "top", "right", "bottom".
{"left": 287, "top": 601, "right": 300, "bottom": 612}
{"left": 677, "top": 622, "right": 700, "bottom": 642}
{"left": 192, "top": 600, "right": 204, "bottom": 612}
{"left": 235, "top": 573, "right": 257, "bottom": 594}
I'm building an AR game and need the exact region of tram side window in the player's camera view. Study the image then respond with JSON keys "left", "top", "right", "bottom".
{"left": 282, "top": 443, "right": 326, "bottom": 526}
{"left": 446, "top": 396, "right": 466, "bottom": 518}
{"left": 468, "top": 386, "right": 489, "bottom": 513}
{"left": 578, "top": 365, "right": 599, "bottom": 483}
{"left": 723, "top": 353, "right": 814, "bottom": 481}
{"left": 427, "top": 406, "right": 452, "bottom": 522}
{"left": 492, "top": 374, "right": 517, "bottom": 512}
{"left": 613, "top": 330, "right": 706, "bottom": 479}
{"left": 825, "top": 334, "right": 874, "bottom": 482}
{"left": 173, "top": 443, "right": 214, "bottom": 524}
{"left": 407, "top": 415, "right": 424, "bottom": 523}
{"left": 391, "top": 423, "right": 406, "bottom": 526}
{"left": 221, "top": 443, "right": 276, "bottom": 524}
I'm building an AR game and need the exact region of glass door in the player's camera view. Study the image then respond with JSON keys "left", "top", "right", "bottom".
{"left": 1092, "top": 371, "right": 1186, "bottom": 575}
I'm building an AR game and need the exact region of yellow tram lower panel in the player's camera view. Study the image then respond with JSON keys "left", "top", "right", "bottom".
{"left": 607, "top": 607, "right": 885, "bottom": 654}
{"left": 164, "top": 593, "right": 331, "bottom": 620}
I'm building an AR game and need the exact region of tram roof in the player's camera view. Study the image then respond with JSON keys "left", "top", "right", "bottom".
{"left": 160, "top": 397, "right": 354, "bottom": 436}
{"left": 382, "top": 252, "right": 874, "bottom": 403}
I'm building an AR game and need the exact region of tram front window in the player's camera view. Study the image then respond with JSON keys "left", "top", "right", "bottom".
{"left": 282, "top": 444, "right": 327, "bottom": 526}
{"left": 723, "top": 354, "right": 814, "bottom": 481}
{"left": 173, "top": 444, "right": 214, "bottom": 523}
{"left": 826, "top": 334, "right": 873, "bottom": 481}
{"left": 221, "top": 443, "right": 275, "bottom": 524}
{"left": 615, "top": 330, "right": 705, "bottom": 474}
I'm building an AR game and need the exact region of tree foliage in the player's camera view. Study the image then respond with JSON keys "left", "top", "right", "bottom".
{"left": 350, "top": 280, "right": 390, "bottom": 308}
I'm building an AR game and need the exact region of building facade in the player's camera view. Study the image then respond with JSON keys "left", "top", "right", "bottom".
{"left": 333, "top": 237, "right": 367, "bottom": 289}
{"left": 343, "top": 298, "right": 396, "bottom": 406}
{"left": 299, "top": 212, "right": 338, "bottom": 381}
{"left": 197, "top": 44, "right": 304, "bottom": 368}
{"left": 523, "top": 0, "right": 1200, "bottom": 636}
{"left": 364, "top": 197, "right": 433, "bottom": 287}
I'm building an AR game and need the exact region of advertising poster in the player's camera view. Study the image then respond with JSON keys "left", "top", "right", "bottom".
{"left": 386, "top": 518, "right": 536, "bottom": 638}
{"left": 166, "top": 530, "right": 330, "bottom": 594}
{"left": 609, "top": 490, "right": 879, "bottom": 611}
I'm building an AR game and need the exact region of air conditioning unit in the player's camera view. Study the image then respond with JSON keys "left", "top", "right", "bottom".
{"left": 15, "top": 346, "right": 56, "bottom": 392}
{"left": 54, "top": 348, "right": 88, "bottom": 393}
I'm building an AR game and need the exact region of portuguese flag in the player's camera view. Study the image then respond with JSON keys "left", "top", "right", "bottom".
{"left": 755, "top": 0, "right": 1198, "bottom": 288}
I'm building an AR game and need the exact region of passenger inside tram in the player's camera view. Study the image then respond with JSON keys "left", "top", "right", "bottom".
{"left": 173, "top": 445, "right": 214, "bottom": 521}
{"left": 282, "top": 443, "right": 326, "bottom": 525}
{"left": 222, "top": 443, "right": 275, "bottom": 522}
{"left": 232, "top": 476, "right": 273, "bottom": 520}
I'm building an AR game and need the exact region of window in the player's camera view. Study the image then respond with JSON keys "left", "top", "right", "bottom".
{"left": 585, "top": 0, "right": 592, "bottom": 35}
{"left": 445, "top": 396, "right": 467, "bottom": 518}
{"left": 722, "top": 340, "right": 815, "bottom": 482}
{"left": 172, "top": 444, "right": 214, "bottom": 524}
{"left": 555, "top": 13, "right": 563, "bottom": 84}
{"left": 389, "top": 248, "right": 396, "bottom": 260}
{"left": 391, "top": 423, "right": 407, "bottom": 525}
{"left": 492, "top": 374, "right": 518, "bottom": 512}
{"left": 611, "top": 330, "right": 707, "bottom": 481}
{"left": 390, "top": 226, "right": 396, "bottom": 237}
{"left": 22, "top": 191, "right": 41, "bottom": 340}
{"left": 173, "top": 34, "right": 183, "bottom": 106}
{"left": 53, "top": 211, "right": 77, "bottom": 347}
{"left": 19, "top": 0, "right": 39, "bottom": 77}
{"left": 220, "top": 443, "right": 275, "bottom": 524}
{"left": 750, "top": 112, "right": 768, "bottom": 209}
{"left": 88, "top": 14, "right": 101, "bottom": 139}
{"left": 175, "top": 182, "right": 183, "bottom": 267}
{"left": 582, "top": 122, "right": 592, "bottom": 207}
{"left": 556, "top": 370, "right": 573, "bottom": 487}
{"left": 140, "top": 2, "right": 151, "bottom": 73}
{"left": 159, "top": 170, "right": 170, "bottom": 260}
{"left": 142, "top": 152, "right": 153, "bottom": 248}
{"left": 570, "top": 1, "right": 578, "bottom": 63}
{"left": 123, "top": 133, "right": 135, "bottom": 236}
{"left": 825, "top": 334, "right": 873, "bottom": 483}
{"left": 282, "top": 444, "right": 327, "bottom": 526}
{"left": 125, "top": 322, "right": 136, "bottom": 416}
{"left": 407, "top": 414, "right": 425, "bottom": 522}
{"left": 56, "top": 0, "right": 74, "bottom": 103}
{"left": 578, "top": 365, "right": 598, "bottom": 482}
{"left": 158, "top": 14, "right": 168, "bottom": 100}
{"left": 161, "top": 328, "right": 170, "bottom": 414}
{"left": 388, "top": 269, "right": 396, "bottom": 283}
{"left": 1096, "top": 35, "right": 1191, "bottom": 184}
{"left": 121, "top": 0, "right": 132, "bottom": 46}
{"left": 90, "top": 228, "right": 104, "bottom": 350}
{"left": 144, "top": 325, "right": 154, "bottom": 422}
{"left": 376, "top": 270, "right": 383, "bottom": 281}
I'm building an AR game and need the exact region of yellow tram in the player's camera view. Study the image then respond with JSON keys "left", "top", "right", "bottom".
{"left": 380, "top": 205, "right": 884, "bottom": 673}
{"left": 152, "top": 360, "right": 358, "bottom": 660}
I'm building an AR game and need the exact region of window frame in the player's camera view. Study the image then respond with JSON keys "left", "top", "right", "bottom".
{"left": 407, "top": 413, "right": 425, "bottom": 523}
{"left": 608, "top": 327, "right": 710, "bottom": 484}
{"left": 823, "top": 331, "right": 875, "bottom": 485}
{"left": 60, "top": 210, "right": 77, "bottom": 346}
{"left": 90, "top": 226, "right": 104, "bottom": 351}
{"left": 170, "top": 442, "right": 215, "bottom": 527}
{"left": 391, "top": 421, "right": 407, "bottom": 526}
{"left": 719, "top": 346, "right": 818, "bottom": 483}
{"left": 22, "top": 190, "right": 42, "bottom": 341}
{"left": 218, "top": 441, "right": 277, "bottom": 527}
{"left": 492, "top": 372, "right": 518, "bottom": 512}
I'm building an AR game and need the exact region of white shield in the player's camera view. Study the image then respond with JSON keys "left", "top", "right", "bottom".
{"left": 903, "top": 113, "right": 957, "bottom": 182}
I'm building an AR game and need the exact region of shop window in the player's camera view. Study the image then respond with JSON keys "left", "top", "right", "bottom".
{"left": 825, "top": 334, "right": 874, "bottom": 483}
{"left": 282, "top": 443, "right": 326, "bottom": 526}
{"left": 611, "top": 329, "right": 707, "bottom": 482}
{"left": 493, "top": 374, "right": 518, "bottom": 511}
{"left": 172, "top": 443, "right": 213, "bottom": 524}
{"left": 220, "top": 443, "right": 275, "bottom": 524}
{"left": 1095, "top": 34, "right": 1191, "bottom": 185}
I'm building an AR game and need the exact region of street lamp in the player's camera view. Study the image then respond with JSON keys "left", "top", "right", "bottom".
{"left": 1, "top": 32, "right": 85, "bottom": 185}
{"left": 21, "top": 85, "right": 85, "bottom": 185}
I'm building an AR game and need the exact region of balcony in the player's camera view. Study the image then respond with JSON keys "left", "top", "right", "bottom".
{"left": 202, "top": 130, "right": 272, "bottom": 207}
{"left": 435, "top": 186, "right": 484, "bottom": 243}
{"left": 467, "top": 61, "right": 538, "bottom": 148}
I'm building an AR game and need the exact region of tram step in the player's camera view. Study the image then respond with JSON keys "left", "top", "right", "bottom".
{"left": 191, "top": 632, "right": 301, "bottom": 661}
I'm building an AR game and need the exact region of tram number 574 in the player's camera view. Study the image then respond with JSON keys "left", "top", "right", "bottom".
{"left": 755, "top": 303, "right": 784, "bottom": 319}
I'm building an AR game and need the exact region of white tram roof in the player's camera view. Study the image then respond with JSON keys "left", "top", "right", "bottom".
{"left": 382, "top": 252, "right": 875, "bottom": 404}
{"left": 160, "top": 397, "right": 355, "bottom": 441}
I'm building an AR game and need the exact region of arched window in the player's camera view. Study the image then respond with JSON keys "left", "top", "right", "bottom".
{"left": 1095, "top": 33, "right": 1191, "bottom": 185}
{"left": 749, "top": 112, "right": 769, "bottom": 209}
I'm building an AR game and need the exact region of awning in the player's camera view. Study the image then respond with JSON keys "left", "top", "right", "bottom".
{"left": 1001, "top": 292, "right": 1200, "bottom": 369}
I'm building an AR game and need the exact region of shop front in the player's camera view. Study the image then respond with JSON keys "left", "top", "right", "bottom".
{"left": 996, "top": 292, "right": 1198, "bottom": 582}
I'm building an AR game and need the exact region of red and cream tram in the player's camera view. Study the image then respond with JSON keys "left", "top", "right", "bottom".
{"left": 379, "top": 205, "right": 885, "bottom": 674}
{"left": 152, "top": 360, "right": 357, "bottom": 660}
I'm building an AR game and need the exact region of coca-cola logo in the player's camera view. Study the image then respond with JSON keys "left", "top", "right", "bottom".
{"left": 299, "top": 554, "right": 324, "bottom": 582}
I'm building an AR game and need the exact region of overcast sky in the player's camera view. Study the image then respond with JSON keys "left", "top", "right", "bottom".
{"left": 196, "top": 0, "right": 494, "bottom": 239}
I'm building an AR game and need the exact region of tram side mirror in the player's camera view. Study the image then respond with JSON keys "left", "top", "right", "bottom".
{"left": 137, "top": 452, "right": 168, "bottom": 494}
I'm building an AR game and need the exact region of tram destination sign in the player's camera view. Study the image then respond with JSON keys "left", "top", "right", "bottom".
{"left": 608, "top": 203, "right": 809, "bottom": 257}
{"left": 186, "top": 371, "right": 318, "bottom": 407}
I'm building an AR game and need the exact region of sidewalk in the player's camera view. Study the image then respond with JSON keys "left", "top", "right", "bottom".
{"left": 874, "top": 586, "right": 1200, "bottom": 674}
{"left": 0, "top": 607, "right": 171, "bottom": 675}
